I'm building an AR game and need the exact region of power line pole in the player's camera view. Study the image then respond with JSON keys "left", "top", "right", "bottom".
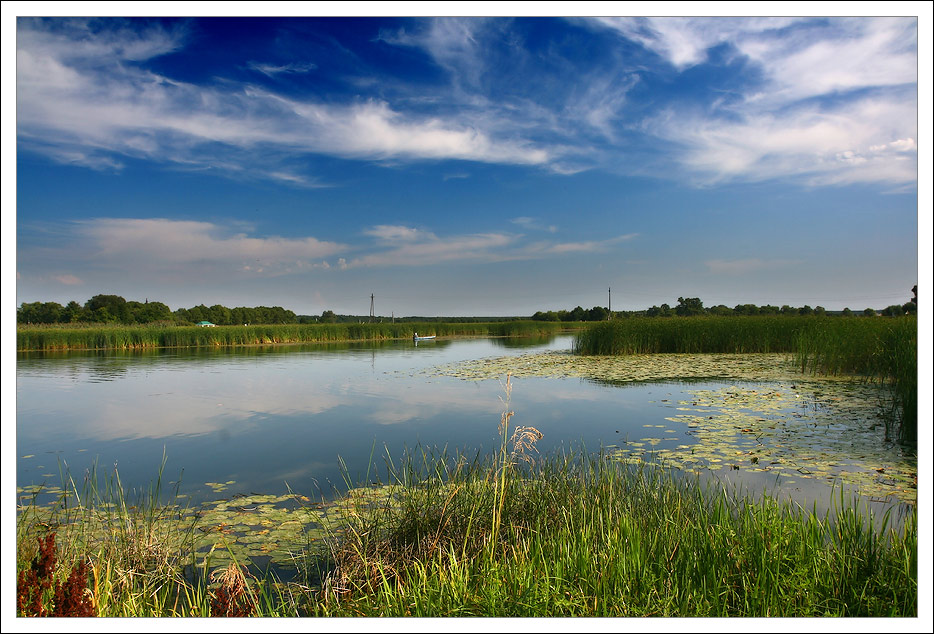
{"left": 608, "top": 287, "right": 612, "bottom": 319}
{"left": 370, "top": 293, "right": 375, "bottom": 323}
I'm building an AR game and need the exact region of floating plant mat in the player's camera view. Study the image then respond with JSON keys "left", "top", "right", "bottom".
{"left": 619, "top": 384, "right": 917, "bottom": 506}
{"left": 17, "top": 485, "right": 403, "bottom": 579}
{"left": 426, "top": 352, "right": 916, "bottom": 506}
{"left": 191, "top": 484, "right": 403, "bottom": 574}
{"left": 430, "top": 351, "right": 829, "bottom": 384}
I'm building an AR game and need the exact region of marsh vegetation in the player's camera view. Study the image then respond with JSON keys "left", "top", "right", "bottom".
{"left": 16, "top": 316, "right": 918, "bottom": 618}
{"left": 17, "top": 418, "right": 916, "bottom": 617}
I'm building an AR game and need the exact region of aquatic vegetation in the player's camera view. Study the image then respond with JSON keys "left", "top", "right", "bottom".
{"left": 426, "top": 352, "right": 917, "bottom": 506}
{"left": 613, "top": 385, "right": 916, "bottom": 505}
{"left": 574, "top": 315, "right": 917, "bottom": 444}
{"left": 16, "top": 430, "right": 916, "bottom": 617}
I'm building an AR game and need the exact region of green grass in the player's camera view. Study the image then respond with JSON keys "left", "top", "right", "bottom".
{"left": 574, "top": 316, "right": 917, "bottom": 444}
{"left": 16, "top": 320, "right": 574, "bottom": 352}
{"left": 17, "top": 446, "right": 917, "bottom": 617}
{"left": 307, "top": 430, "right": 916, "bottom": 618}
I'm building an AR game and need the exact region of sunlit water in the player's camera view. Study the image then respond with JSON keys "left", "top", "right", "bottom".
{"left": 16, "top": 335, "right": 915, "bottom": 522}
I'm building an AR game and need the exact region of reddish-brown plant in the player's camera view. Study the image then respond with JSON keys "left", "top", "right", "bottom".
{"left": 17, "top": 532, "right": 96, "bottom": 617}
{"left": 209, "top": 563, "right": 255, "bottom": 617}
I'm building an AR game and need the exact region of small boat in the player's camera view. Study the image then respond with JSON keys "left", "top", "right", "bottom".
{"left": 413, "top": 332, "right": 436, "bottom": 341}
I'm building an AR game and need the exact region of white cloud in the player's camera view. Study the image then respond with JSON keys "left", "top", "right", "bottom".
{"left": 52, "top": 274, "right": 83, "bottom": 285}
{"left": 363, "top": 225, "right": 434, "bottom": 243}
{"left": 511, "top": 217, "right": 558, "bottom": 233}
{"left": 72, "top": 218, "right": 347, "bottom": 276}
{"left": 348, "top": 230, "right": 515, "bottom": 268}
{"left": 247, "top": 61, "right": 316, "bottom": 76}
{"left": 654, "top": 95, "right": 918, "bottom": 186}
{"left": 526, "top": 234, "right": 638, "bottom": 255}
{"left": 14, "top": 17, "right": 918, "bottom": 190}
{"left": 596, "top": 16, "right": 918, "bottom": 187}
{"left": 346, "top": 225, "right": 636, "bottom": 268}
{"left": 16, "top": 19, "right": 553, "bottom": 177}
{"left": 593, "top": 17, "right": 798, "bottom": 70}
{"left": 737, "top": 18, "right": 917, "bottom": 106}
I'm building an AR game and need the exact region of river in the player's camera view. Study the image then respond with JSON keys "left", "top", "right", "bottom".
{"left": 16, "top": 335, "right": 916, "bottom": 518}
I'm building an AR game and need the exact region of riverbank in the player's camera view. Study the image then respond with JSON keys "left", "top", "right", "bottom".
{"left": 16, "top": 446, "right": 916, "bottom": 618}
{"left": 16, "top": 320, "right": 578, "bottom": 352}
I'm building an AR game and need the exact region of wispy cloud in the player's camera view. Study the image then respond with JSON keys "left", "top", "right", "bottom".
{"left": 592, "top": 17, "right": 798, "bottom": 70}
{"left": 346, "top": 225, "right": 637, "bottom": 268}
{"left": 18, "top": 219, "right": 640, "bottom": 287}
{"left": 16, "top": 19, "right": 554, "bottom": 178}
{"left": 511, "top": 217, "right": 557, "bottom": 233}
{"left": 51, "top": 274, "right": 84, "bottom": 286}
{"left": 347, "top": 229, "right": 515, "bottom": 268}
{"left": 64, "top": 218, "right": 347, "bottom": 278}
{"left": 247, "top": 61, "right": 317, "bottom": 76}
{"left": 593, "top": 16, "right": 918, "bottom": 187}
{"left": 657, "top": 95, "right": 918, "bottom": 186}
{"left": 14, "top": 17, "right": 918, "bottom": 189}
{"left": 525, "top": 234, "right": 639, "bottom": 255}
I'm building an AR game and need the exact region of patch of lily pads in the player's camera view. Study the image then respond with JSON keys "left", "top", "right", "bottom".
{"left": 425, "top": 352, "right": 917, "bottom": 506}
{"left": 191, "top": 484, "right": 401, "bottom": 573}
{"left": 17, "top": 483, "right": 404, "bottom": 581}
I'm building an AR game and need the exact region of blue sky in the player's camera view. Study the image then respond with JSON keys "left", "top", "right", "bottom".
{"left": 7, "top": 6, "right": 930, "bottom": 317}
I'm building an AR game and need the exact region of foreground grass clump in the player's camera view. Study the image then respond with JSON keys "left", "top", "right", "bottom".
{"left": 16, "top": 320, "right": 571, "bottom": 351}
{"left": 312, "top": 452, "right": 916, "bottom": 617}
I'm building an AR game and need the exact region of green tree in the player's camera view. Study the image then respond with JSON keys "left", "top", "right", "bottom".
{"left": 675, "top": 297, "right": 704, "bottom": 316}
{"left": 85, "top": 295, "right": 129, "bottom": 322}
{"left": 209, "top": 305, "right": 232, "bottom": 326}
{"left": 320, "top": 310, "right": 337, "bottom": 323}
{"left": 61, "top": 300, "right": 85, "bottom": 323}
{"left": 17, "top": 302, "right": 63, "bottom": 324}
{"left": 587, "top": 306, "right": 609, "bottom": 321}
{"left": 862, "top": 308, "right": 877, "bottom": 317}
{"left": 134, "top": 301, "right": 173, "bottom": 323}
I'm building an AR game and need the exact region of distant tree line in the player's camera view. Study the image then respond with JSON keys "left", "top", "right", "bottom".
{"left": 532, "top": 290, "right": 917, "bottom": 322}
{"left": 17, "top": 294, "right": 297, "bottom": 326}
{"left": 306, "top": 310, "right": 526, "bottom": 324}
{"left": 17, "top": 287, "right": 917, "bottom": 326}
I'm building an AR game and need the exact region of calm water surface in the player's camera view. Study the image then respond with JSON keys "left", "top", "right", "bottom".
{"left": 16, "top": 335, "right": 912, "bottom": 518}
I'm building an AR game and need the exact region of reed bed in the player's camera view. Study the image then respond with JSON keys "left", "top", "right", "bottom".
{"left": 575, "top": 315, "right": 822, "bottom": 354}
{"left": 16, "top": 320, "right": 570, "bottom": 352}
{"left": 575, "top": 316, "right": 917, "bottom": 444}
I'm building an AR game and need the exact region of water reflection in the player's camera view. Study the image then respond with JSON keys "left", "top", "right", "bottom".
{"left": 16, "top": 335, "right": 915, "bottom": 520}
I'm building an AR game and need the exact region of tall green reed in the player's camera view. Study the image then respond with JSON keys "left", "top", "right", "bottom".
{"left": 17, "top": 320, "right": 571, "bottom": 351}
{"left": 575, "top": 315, "right": 917, "bottom": 444}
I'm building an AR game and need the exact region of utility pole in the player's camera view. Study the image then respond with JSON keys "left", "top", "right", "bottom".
{"left": 608, "top": 287, "right": 612, "bottom": 319}
{"left": 370, "top": 293, "right": 375, "bottom": 323}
